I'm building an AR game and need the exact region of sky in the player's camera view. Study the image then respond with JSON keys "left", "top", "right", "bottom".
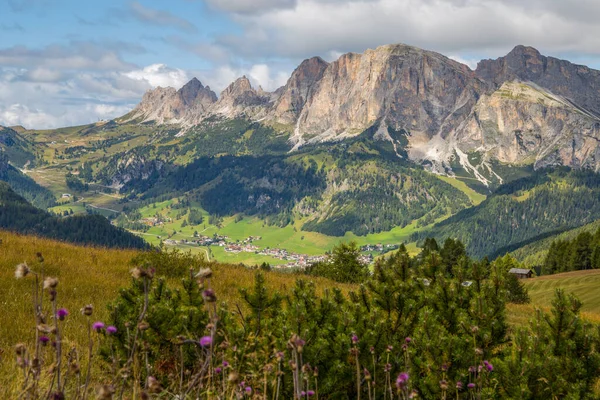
{"left": 2, "top": 0, "right": 600, "bottom": 129}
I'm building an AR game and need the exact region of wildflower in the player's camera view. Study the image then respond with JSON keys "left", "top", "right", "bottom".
{"left": 467, "top": 383, "right": 476, "bottom": 389}
{"left": 223, "top": 361, "right": 230, "bottom": 367}
{"left": 244, "top": 386, "right": 252, "bottom": 395}
{"left": 439, "top": 379, "right": 448, "bottom": 390}
{"left": 486, "top": 362, "right": 494, "bottom": 372}
{"left": 92, "top": 322, "right": 105, "bottom": 331}
{"left": 276, "top": 351, "right": 285, "bottom": 361}
{"left": 97, "top": 385, "right": 115, "bottom": 399}
{"left": 386, "top": 345, "right": 393, "bottom": 352}
{"left": 15, "top": 263, "right": 30, "bottom": 278}
{"left": 351, "top": 333, "right": 359, "bottom": 344}
{"left": 202, "top": 289, "right": 217, "bottom": 303}
{"left": 307, "top": 390, "right": 315, "bottom": 397}
{"left": 215, "top": 367, "right": 222, "bottom": 374}
{"left": 456, "top": 381, "right": 463, "bottom": 390}
{"left": 384, "top": 363, "right": 392, "bottom": 372}
{"left": 56, "top": 308, "right": 69, "bottom": 321}
{"left": 37, "top": 324, "right": 56, "bottom": 334}
{"left": 147, "top": 376, "right": 163, "bottom": 393}
{"left": 39, "top": 336, "right": 50, "bottom": 346}
{"left": 364, "top": 368, "right": 372, "bottom": 381}
{"left": 43, "top": 277, "right": 59, "bottom": 289}
{"left": 396, "top": 372, "right": 409, "bottom": 388}
{"left": 196, "top": 268, "right": 213, "bottom": 279}
{"left": 441, "top": 363, "right": 448, "bottom": 371}
{"left": 51, "top": 391, "right": 64, "bottom": 400}
{"left": 15, "top": 343, "right": 26, "bottom": 356}
{"left": 468, "top": 366, "right": 477, "bottom": 373}
{"left": 106, "top": 326, "right": 118, "bottom": 335}
{"left": 370, "top": 346, "right": 375, "bottom": 354}
{"left": 130, "top": 267, "right": 147, "bottom": 279}
{"left": 200, "top": 336, "right": 212, "bottom": 347}
{"left": 81, "top": 304, "right": 93, "bottom": 316}
{"left": 471, "top": 325, "right": 479, "bottom": 333}
{"left": 405, "top": 337, "right": 412, "bottom": 343}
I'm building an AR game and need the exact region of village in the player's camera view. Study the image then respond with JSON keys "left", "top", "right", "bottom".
{"left": 161, "top": 232, "right": 384, "bottom": 269}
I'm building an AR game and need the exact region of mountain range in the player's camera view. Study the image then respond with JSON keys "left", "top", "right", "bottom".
{"left": 123, "top": 44, "right": 600, "bottom": 186}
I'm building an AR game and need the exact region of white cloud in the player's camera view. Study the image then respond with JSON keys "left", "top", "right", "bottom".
{"left": 130, "top": 2, "right": 197, "bottom": 33}
{"left": 124, "top": 64, "right": 192, "bottom": 88}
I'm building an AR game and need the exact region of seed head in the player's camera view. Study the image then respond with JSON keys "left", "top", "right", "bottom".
{"left": 130, "top": 267, "right": 146, "bottom": 279}
{"left": 439, "top": 379, "right": 448, "bottom": 390}
{"left": 138, "top": 321, "right": 150, "bottom": 331}
{"left": 15, "top": 263, "right": 30, "bottom": 279}
{"left": 81, "top": 304, "right": 93, "bottom": 316}
{"left": 228, "top": 372, "right": 239, "bottom": 383}
{"left": 36, "top": 252, "right": 44, "bottom": 263}
{"left": 196, "top": 268, "right": 213, "bottom": 279}
{"left": 97, "top": 384, "right": 115, "bottom": 399}
{"left": 15, "top": 343, "right": 26, "bottom": 356}
{"left": 43, "top": 277, "right": 59, "bottom": 290}
{"left": 147, "top": 376, "right": 163, "bottom": 393}
{"left": 37, "top": 324, "right": 56, "bottom": 334}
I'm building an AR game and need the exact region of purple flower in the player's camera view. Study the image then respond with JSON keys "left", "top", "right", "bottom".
{"left": 215, "top": 367, "right": 222, "bottom": 374}
{"left": 307, "top": 390, "right": 315, "bottom": 397}
{"left": 351, "top": 334, "right": 359, "bottom": 344}
{"left": 301, "top": 391, "right": 306, "bottom": 397}
{"left": 395, "top": 372, "right": 409, "bottom": 388}
{"left": 200, "top": 336, "right": 212, "bottom": 347}
{"left": 441, "top": 363, "right": 448, "bottom": 372}
{"left": 405, "top": 337, "right": 412, "bottom": 343}
{"left": 486, "top": 363, "right": 494, "bottom": 372}
{"left": 223, "top": 361, "right": 230, "bottom": 367}
{"left": 39, "top": 336, "right": 50, "bottom": 345}
{"left": 56, "top": 308, "right": 69, "bottom": 321}
{"left": 106, "top": 326, "right": 117, "bottom": 335}
{"left": 244, "top": 386, "right": 252, "bottom": 394}
{"left": 467, "top": 383, "right": 476, "bottom": 389}
{"left": 456, "top": 381, "right": 463, "bottom": 390}
{"left": 92, "top": 322, "right": 104, "bottom": 331}
{"left": 468, "top": 365, "right": 477, "bottom": 373}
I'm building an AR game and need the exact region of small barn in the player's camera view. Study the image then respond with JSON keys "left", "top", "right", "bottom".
{"left": 508, "top": 268, "right": 533, "bottom": 279}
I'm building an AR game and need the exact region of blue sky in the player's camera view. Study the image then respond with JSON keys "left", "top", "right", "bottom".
{"left": 2, "top": 0, "right": 600, "bottom": 128}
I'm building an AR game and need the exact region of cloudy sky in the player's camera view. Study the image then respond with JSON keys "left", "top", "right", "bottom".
{"left": 2, "top": 0, "right": 600, "bottom": 129}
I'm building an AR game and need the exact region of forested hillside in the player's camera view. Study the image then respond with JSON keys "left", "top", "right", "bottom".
{"left": 0, "top": 182, "right": 148, "bottom": 249}
{"left": 416, "top": 169, "right": 600, "bottom": 258}
{"left": 0, "top": 153, "right": 55, "bottom": 208}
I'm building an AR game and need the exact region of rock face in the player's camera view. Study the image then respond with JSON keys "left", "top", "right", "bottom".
{"left": 291, "top": 44, "right": 485, "bottom": 146}
{"left": 127, "top": 78, "right": 217, "bottom": 124}
{"left": 123, "top": 43, "right": 600, "bottom": 178}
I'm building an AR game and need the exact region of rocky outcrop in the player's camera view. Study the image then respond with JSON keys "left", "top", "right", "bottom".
{"left": 290, "top": 44, "right": 486, "bottom": 146}
{"left": 270, "top": 57, "right": 329, "bottom": 125}
{"left": 209, "top": 76, "right": 270, "bottom": 120}
{"left": 126, "top": 78, "right": 217, "bottom": 124}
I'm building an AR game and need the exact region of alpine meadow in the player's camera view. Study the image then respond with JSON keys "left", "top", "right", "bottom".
{"left": 3, "top": 0, "right": 600, "bottom": 398}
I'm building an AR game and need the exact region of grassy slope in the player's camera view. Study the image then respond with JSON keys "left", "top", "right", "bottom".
{"left": 0, "top": 230, "right": 353, "bottom": 394}
{"left": 510, "top": 219, "right": 600, "bottom": 267}
{"left": 436, "top": 175, "right": 486, "bottom": 205}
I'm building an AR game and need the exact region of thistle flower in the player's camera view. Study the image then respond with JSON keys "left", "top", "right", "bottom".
{"left": 456, "top": 381, "right": 463, "bottom": 390}
{"left": 467, "top": 383, "right": 476, "bottom": 389}
{"left": 200, "top": 336, "right": 212, "bottom": 347}
{"left": 81, "top": 304, "right": 93, "bottom": 316}
{"left": 395, "top": 372, "right": 409, "bottom": 388}
{"left": 130, "top": 267, "right": 147, "bottom": 279}
{"left": 202, "top": 289, "right": 217, "bottom": 303}
{"left": 307, "top": 390, "right": 315, "bottom": 397}
{"left": 39, "top": 336, "right": 50, "bottom": 346}
{"left": 441, "top": 363, "right": 448, "bottom": 371}
{"left": 405, "top": 337, "right": 412, "bottom": 343}
{"left": 15, "top": 263, "right": 30, "bottom": 278}
{"left": 106, "top": 326, "right": 117, "bottom": 335}
{"left": 215, "top": 367, "right": 222, "bottom": 374}
{"left": 439, "top": 379, "right": 448, "bottom": 390}
{"left": 196, "top": 268, "right": 213, "bottom": 279}
{"left": 223, "top": 361, "right": 230, "bottom": 367}
{"left": 92, "top": 322, "right": 105, "bottom": 331}
{"left": 56, "top": 308, "right": 69, "bottom": 321}
{"left": 43, "top": 277, "right": 59, "bottom": 289}
{"left": 486, "top": 362, "right": 493, "bottom": 372}
{"left": 50, "top": 391, "right": 65, "bottom": 400}
{"left": 351, "top": 333, "right": 359, "bottom": 344}
{"left": 244, "top": 386, "right": 252, "bottom": 394}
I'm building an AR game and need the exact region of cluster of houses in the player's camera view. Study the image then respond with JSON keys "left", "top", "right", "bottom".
{"left": 360, "top": 243, "right": 400, "bottom": 253}
{"left": 141, "top": 216, "right": 173, "bottom": 227}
